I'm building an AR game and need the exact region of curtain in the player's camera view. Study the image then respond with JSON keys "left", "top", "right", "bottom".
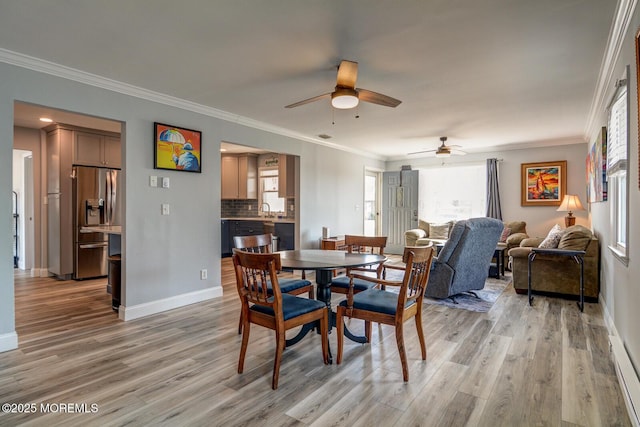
{"left": 486, "top": 158, "right": 502, "bottom": 220}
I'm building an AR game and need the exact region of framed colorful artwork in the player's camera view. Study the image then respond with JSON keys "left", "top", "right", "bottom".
{"left": 521, "top": 160, "right": 567, "bottom": 206}
{"left": 154, "top": 122, "right": 202, "bottom": 173}
{"left": 586, "top": 127, "right": 607, "bottom": 203}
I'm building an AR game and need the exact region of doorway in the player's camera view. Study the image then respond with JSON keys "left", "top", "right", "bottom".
{"left": 12, "top": 101, "right": 124, "bottom": 340}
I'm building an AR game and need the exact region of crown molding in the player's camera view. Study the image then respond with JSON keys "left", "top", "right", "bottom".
{"left": 585, "top": 0, "right": 638, "bottom": 139}
{"left": 0, "top": 48, "right": 382, "bottom": 160}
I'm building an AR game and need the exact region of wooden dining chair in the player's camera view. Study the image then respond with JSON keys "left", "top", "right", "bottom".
{"left": 330, "top": 235, "right": 388, "bottom": 295}
{"left": 232, "top": 250, "right": 329, "bottom": 389}
{"left": 336, "top": 245, "right": 435, "bottom": 381}
{"left": 234, "top": 233, "right": 314, "bottom": 334}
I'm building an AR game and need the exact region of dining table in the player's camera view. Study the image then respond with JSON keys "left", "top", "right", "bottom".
{"left": 278, "top": 249, "right": 387, "bottom": 362}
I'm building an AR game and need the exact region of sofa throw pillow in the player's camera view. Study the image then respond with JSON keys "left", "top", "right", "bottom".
{"left": 499, "top": 227, "right": 511, "bottom": 243}
{"left": 558, "top": 225, "right": 593, "bottom": 251}
{"left": 538, "top": 224, "right": 564, "bottom": 248}
{"left": 429, "top": 223, "right": 450, "bottom": 240}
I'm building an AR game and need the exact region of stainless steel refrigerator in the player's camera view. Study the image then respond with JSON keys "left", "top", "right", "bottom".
{"left": 72, "top": 166, "right": 120, "bottom": 279}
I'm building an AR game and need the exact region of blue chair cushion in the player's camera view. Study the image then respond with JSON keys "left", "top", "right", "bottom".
{"left": 276, "top": 278, "right": 312, "bottom": 294}
{"left": 338, "top": 288, "right": 415, "bottom": 316}
{"left": 330, "top": 275, "right": 377, "bottom": 292}
{"left": 251, "top": 294, "right": 326, "bottom": 321}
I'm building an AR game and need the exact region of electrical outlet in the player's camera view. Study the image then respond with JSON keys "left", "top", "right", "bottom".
{"left": 161, "top": 203, "right": 170, "bottom": 215}
{"left": 150, "top": 175, "right": 157, "bottom": 187}
{"left": 200, "top": 269, "right": 207, "bottom": 280}
{"left": 248, "top": 205, "right": 252, "bottom": 211}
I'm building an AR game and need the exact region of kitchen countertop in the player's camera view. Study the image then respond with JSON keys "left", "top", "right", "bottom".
{"left": 222, "top": 217, "right": 295, "bottom": 224}
{"left": 81, "top": 225, "right": 122, "bottom": 235}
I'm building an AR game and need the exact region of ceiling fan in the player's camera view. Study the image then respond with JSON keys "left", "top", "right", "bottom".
{"left": 284, "top": 60, "right": 402, "bottom": 110}
{"left": 408, "top": 137, "right": 467, "bottom": 157}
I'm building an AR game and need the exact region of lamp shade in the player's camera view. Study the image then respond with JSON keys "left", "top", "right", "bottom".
{"left": 556, "top": 194, "right": 584, "bottom": 213}
{"left": 557, "top": 194, "right": 584, "bottom": 227}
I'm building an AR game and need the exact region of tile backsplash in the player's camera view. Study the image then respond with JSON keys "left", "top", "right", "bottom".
{"left": 221, "top": 199, "right": 295, "bottom": 219}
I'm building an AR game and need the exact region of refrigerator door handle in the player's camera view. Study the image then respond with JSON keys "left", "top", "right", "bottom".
{"left": 79, "top": 243, "right": 108, "bottom": 249}
{"left": 110, "top": 170, "right": 117, "bottom": 225}
{"left": 106, "top": 170, "right": 112, "bottom": 225}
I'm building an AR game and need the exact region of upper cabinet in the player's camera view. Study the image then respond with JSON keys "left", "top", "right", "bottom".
{"left": 278, "top": 154, "right": 295, "bottom": 198}
{"left": 221, "top": 154, "right": 257, "bottom": 199}
{"left": 74, "top": 130, "right": 121, "bottom": 168}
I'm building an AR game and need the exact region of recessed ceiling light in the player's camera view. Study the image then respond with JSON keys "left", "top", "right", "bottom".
{"left": 39, "top": 117, "right": 53, "bottom": 123}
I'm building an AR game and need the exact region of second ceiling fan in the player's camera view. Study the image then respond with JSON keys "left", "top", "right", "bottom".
{"left": 285, "top": 60, "right": 402, "bottom": 110}
{"left": 408, "top": 137, "right": 467, "bottom": 157}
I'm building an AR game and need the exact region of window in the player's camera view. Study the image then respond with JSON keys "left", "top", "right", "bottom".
{"left": 418, "top": 163, "right": 486, "bottom": 222}
{"left": 259, "top": 167, "right": 285, "bottom": 214}
{"left": 606, "top": 66, "right": 629, "bottom": 262}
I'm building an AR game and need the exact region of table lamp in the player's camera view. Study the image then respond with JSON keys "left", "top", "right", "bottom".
{"left": 557, "top": 194, "right": 584, "bottom": 227}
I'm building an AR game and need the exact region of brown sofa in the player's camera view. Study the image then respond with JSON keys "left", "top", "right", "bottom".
{"left": 509, "top": 225, "right": 600, "bottom": 301}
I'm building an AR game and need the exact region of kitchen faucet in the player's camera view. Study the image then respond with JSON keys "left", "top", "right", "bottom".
{"left": 261, "top": 202, "right": 271, "bottom": 217}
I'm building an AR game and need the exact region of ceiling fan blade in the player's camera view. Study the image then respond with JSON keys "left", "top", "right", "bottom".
{"left": 336, "top": 60, "right": 358, "bottom": 88}
{"left": 407, "top": 149, "right": 436, "bottom": 155}
{"left": 358, "top": 88, "right": 402, "bottom": 107}
{"left": 284, "top": 93, "right": 331, "bottom": 108}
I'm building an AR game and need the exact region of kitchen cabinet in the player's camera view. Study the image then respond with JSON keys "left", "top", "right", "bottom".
{"left": 221, "top": 154, "right": 257, "bottom": 199}
{"left": 221, "top": 220, "right": 265, "bottom": 257}
{"left": 74, "top": 130, "right": 121, "bottom": 168}
{"left": 278, "top": 154, "right": 295, "bottom": 198}
{"left": 46, "top": 126, "right": 74, "bottom": 278}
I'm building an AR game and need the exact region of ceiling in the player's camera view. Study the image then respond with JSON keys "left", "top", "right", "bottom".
{"left": 2, "top": 1, "right": 617, "bottom": 160}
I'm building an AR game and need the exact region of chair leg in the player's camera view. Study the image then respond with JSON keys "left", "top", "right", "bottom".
{"left": 336, "top": 306, "right": 345, "bottom": 364}
{"left": 272, "top": 328, "right": 285, "bottom": 390}
{"left": 365, "top": 320, "right": 372, "bottom": 342}
{"left": 395, "top": 323, "right": 409, "bottom": 381}
{"left": 238, "top": 312, "right": 243, "bottom": 334}
{"left": 415, "top": 311, "right": 427, "bottom": 361}
{"left": 308, "top": 285, "right": 315, "bottom": 300}
{"left": 321, "top": 310, "right": 329, "bottom": 364}
{"left": 238, "top": 321, "right": 250, "bottom": 374}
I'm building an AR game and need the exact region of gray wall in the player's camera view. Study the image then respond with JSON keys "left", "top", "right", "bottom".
{"left": 0, "top": 61, "right": 384, "bottom": 349}
{"left": 586, "top": 8, "right": 640, "bottom": 381}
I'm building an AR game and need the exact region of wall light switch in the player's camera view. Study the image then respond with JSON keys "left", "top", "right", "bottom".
{"left": 161, "top": 203, "right": 170, "bottom": 215}
{"left": 150, "top": 175, "right": 157, "bottom": 187}
{"left": 162, "top": 177, "right": 170, "bottom": 188}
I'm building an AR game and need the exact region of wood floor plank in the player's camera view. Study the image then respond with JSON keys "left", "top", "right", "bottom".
{"left": 0, "top": 260, "right": 631, "bottom": 426}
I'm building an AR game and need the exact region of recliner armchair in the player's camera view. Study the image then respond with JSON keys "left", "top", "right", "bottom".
{"left": 425, "top": 217, "right": 503, "bottom": 300}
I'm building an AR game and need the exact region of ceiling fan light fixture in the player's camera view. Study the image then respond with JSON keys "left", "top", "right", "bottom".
{"left": 435, "top": 151, "right": 450, "bottom": 158}
{"left": 331, "top": 87, "right": 359, "bottom": 109}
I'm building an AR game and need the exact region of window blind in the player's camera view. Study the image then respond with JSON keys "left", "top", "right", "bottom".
{"left": 607, "top": 77, "right": 628, "bottom": 176}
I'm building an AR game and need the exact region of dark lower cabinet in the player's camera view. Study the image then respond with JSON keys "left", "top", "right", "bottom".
{"left": 275, "top": 223, "right": 294, "bottom": 251}
{"left": 221, "top": 220, "right": 266, "bottom": 257}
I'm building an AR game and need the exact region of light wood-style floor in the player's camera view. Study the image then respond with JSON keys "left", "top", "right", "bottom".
{"left": 1, "top": 260, "right": 631, "bottom": 426}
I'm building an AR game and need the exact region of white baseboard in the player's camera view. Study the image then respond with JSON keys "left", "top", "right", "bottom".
{"left": 602, "top": 297, "right": 640, "bottom": 427}
{"left": 0, "top": 332, "right": 18, "bottom": 353}
{"left": 118, "top": 286, "right": 223, "bottom": 321}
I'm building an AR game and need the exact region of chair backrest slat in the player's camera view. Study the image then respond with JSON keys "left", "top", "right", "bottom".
{"left": 397, "top": 246, "right": 434, "bottom": 313}
{"left": 232, "top": 250, "right": 283, "bottom": 311}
